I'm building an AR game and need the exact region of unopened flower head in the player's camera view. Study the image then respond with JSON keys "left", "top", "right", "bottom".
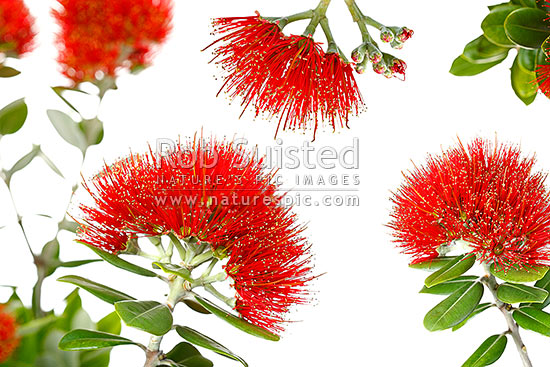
{"left": 206, "top": 13, "right": 364, "bottom": 139}
{"left": 0, "top": 305, "right": 18, "bottom": 363}
{"left": 380, "top": 27, "right": 394, "bottom": 43}
{"left": 53, "top": 0, "right": 173, "bottom": 85}
{"left": 76, "top": 136, "right": 315, "bottom": 333}
{"left": 0, "top": 0, "right": 35, "bottom": 57}
{"left": 397, "top": 27, "right": 414, "bottom": 43}
{"left": 389, "top": 138, "right": 550, "bottom": 270}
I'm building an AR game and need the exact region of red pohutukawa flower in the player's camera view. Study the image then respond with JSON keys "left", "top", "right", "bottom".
{"left": 206, "top": 13, "right": 363, "bottom": 139}
{"left": 0, "top": 305, "right": 19, "bottom": 363}
{"left": 76, "top": 137, "right": 314, "bottom": 333}
{"left": 389, "top": 138, "right": 550, "bottom": 270}
{"left": 536, "top": 3, "right": 550, "bottom": 97}
{"left": 53, "top": 0, "right": 173, "bottom": 85}
{"left": 0, "top": 0, "right": 36, "bottom": 57}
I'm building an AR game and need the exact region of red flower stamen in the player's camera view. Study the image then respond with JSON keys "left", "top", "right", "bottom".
{"left": 207, "top": 14, "right": 364, "bottom": 138}
{"left": 53, "top": 0, "right": 173, "bottom": 85}
{"left": 0, "top": 305, "right": 19, "bottom": 363}
{"left": 0, "top": 0, "right": 35, "bottom": 57}
{"left": 76, "top": 136, "right": 314, "bottom": 333}
{"left": 389, "top": 138, "right": 550, "bottom": 270}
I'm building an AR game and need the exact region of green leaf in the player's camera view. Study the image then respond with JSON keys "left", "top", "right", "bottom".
{"left": 51, "top": 86, "right": 88, "bottom": 115}
{"left": 7, "top": 145, "right": 40, "bottom": 178}
{"left": 182, "top": 299, "right": 212, "bottom": 315}
{"left": 47, "top": 110, "right": 87, "bottom": 153}
{"left": 165, "top": 342, "right": 213, "bottom": 367}
{"left": 194, "top": 295, "right": 280, "bottom": 341}
{"left": 462, "top": 334, "right": 507, "bottom": 367}
{"left": 59, "top": 259, "right": 102, "bottom": 268}
{"left": 153, "top": 262, "right": 193, "bottom": 282}
{"left": 504, "top": 8, "right": 550, "bottom": 49}
{"left": 114, "top": 300, "right": 173, "bottom": 336}
{"left": 530, "top": 270, "right": 550, "bottom": 309}
{"left": 463, "top": 35, "right": 511, "bottom": 63}
{"left": 409, "top": 256, "right": 456, "bottom": 271}
{"left": 497, "top": 283, "right": 548, "bottom": 303}
{"left": 450, "top": 55, "right": 506, "bottom": 76}
{"left": 518, "top": 48, "right": 538, "bottom": 72}
{"left": 425, "top": 255, "right": 476, "bottom": 288}
{"left": 482, "top": 5, "right": 521, "bottom": 47}
{"left": 58, "top": 275, "right": 135, "bottom": 305}
{"left": 511, "top": 54, "right": 538, "bottom": 105}
{"left": 512, "top": 0, "right": 540, "bottom": 7}
{"left": 453, "top": 303, "right": 494, "bottom": 331}
{"left": 420, "top": 276, "right": 479, "bottom": 295}
{"left": 0, "top": 66, "right": 21, "bottom": 78}
{"left": 80, "top": 118, "right": 104, "bottom": 147}
{"left": 490, "top": 264, "right": 549, "bottom": 283}
{"left": 424, "top": 282, "right": 484, "bottom": 331}
{"left": 97, "top": 312, "right": 121, "bottom": 335}
{"left": 0, "top": 98, "right": 28, "bottom": 135}
{"left": 513, "top": 307, "right": 550, "bottom": 336}
{"left": 59, "top": 329, "right": 137, "bottom": 351}
{"left": 81, "top": 242, "right": 158, "bottom": 277}
{"left": 38, "top": 149, "right": 65, "bottom": 179}
{"left": 176, "top": 326, "right": 247, "bottom": 367}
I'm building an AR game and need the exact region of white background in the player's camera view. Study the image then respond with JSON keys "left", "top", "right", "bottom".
{"left": 1, "top": 0, "right": 549, "bottom": 366}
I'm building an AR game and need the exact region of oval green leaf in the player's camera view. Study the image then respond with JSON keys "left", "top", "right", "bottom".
{"left": 513, "top": 307, "right": 550, "bottom": 336}
{"left": 424, "top": 282, "right": 484, "bottom": 331}
{"left": 518, "top": 48, "right": 538, "bottom": 72}
{"left": 165, "top": 342, "right": 213, "bottom": 367}
{"left": 176, "top": 326, "right": 247, "bottom": 367}
{"left": 482, "top": 5, "right": 521, "bottom": 47}
{"left": 463, "top": 35, "right": 511, "bottom": 63}
{"left": 490, "top": 264, "right": 549, "bottom": 283}
{"left": 193, "top": 295, "right": 279, "bottom": 341}
{"left": 530, "top": 270, "right": 550, "bottom": 309}
{"left": 511, "top": 54, "right": 538, "bottom": 105}
{"left": 420, "top": 276, "right": 479, "bottom": 295}
{"left": 58, "top": 275, "right": 135, "bottom": 305}
{"left": 81, "top": 242, "right": 158, "bottom": 278}
{"left": 59, "top": 329, "right": 137, "bottom": 351}
{"left": 462, "top": 334, "right": 507, "bottom": 367}
{"left": 504, "top": 8, "right": 550, "bottom": 49}
{"left": 450, "top": 55, "right": 506, "bottom": 76}
{"left": 0, "top": 66, "right": 21, "bottom": 78}
{"left": 425, "top": 255, "right": 476, "bottom": 288}
{"left": 497, "top": 283, "right": 548, "bottom": 304}
{"left": 115, "top": 300, "right": 173, "bottom": 336}
{"left": 0, "top": 98, "right": 28, "bottom": 135}
{"left": 409, "top": 256, "right": 457, "bottom": 272}
{"left": 47, "top": 109, "right": 87, "bottom": 153}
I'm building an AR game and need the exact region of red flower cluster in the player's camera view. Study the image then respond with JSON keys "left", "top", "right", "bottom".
{"left": 0, "top": 0, "right": 35, "bottom": 57}
{"left": 53, "top": 0, "right": 173, "bottom": 85}
{"left": 206, "top": 14, "right": 363, "bottom": 139}
{"left": 0, "top": 305, "right": 18, "bottom": 363}
{"left": 389, "top": 138, "right": 550, "bottom": 269}
{"left": 76, "top": 137, "right": 314, "bottom": 333}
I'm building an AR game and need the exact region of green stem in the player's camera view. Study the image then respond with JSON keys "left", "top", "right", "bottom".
{"left": 482, "top": 267, "right": 533, "bottom": 367}
{"left": 204, "top": 285, "right": 236, "bottom": 308}
{"left": 189, "top": 250, "right": 214, "bottom": 267}
{"left": 320, "top": 18, "right": 338, "bottom": 54}
{"left": 267, "top": 10, "right": 315, "bottom": 29}
{"left": 365, "top": 16, "right": 385, "bottom": 30}
{"left": 303, "top": 0, "right": 332, "bottom": 36}
{"left": 344, "top": 0, "right": 374, "bottom": 43}
{"left": 168, "top": 233, "right": 187, "bottom": 261}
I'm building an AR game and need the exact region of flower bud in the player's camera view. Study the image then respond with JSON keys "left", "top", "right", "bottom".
{"left": 390, "top": 39, "right": 404, "bottom": 50}
{"left": 355, "top": 56, "right": 369, "bottom": 74}
{"left": 397, "top": 27, "right": 414, "bottom": 43}
{"left": 373, "top": 61, "right": 387, "bottom": 75}
{"left": 351, "top": 43, "right": 368, "bottom": 63}
{"left": 366, "top": 43, "right": 383, "bottom": 64}
{"left": 379, "top": 27, "right": 394, "bottom": 43}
